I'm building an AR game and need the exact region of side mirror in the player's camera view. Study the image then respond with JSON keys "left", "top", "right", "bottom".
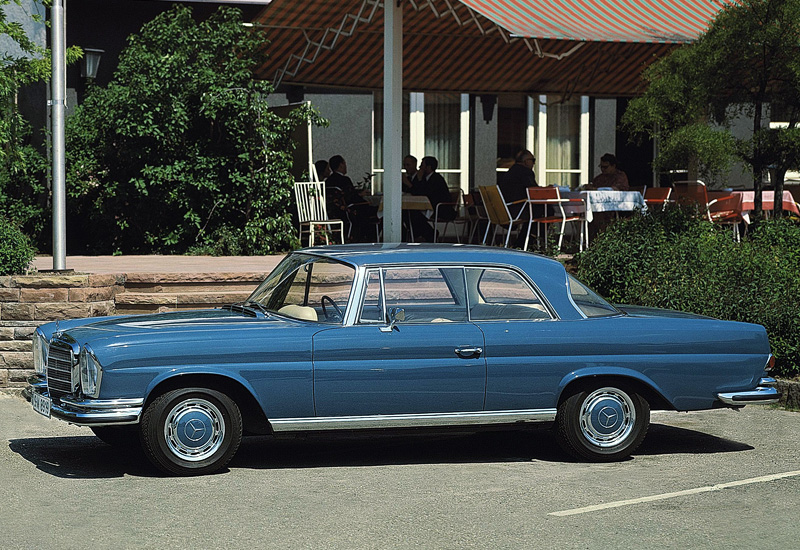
{"left": 380, "top": 307, "right": 405, "bottom": 332}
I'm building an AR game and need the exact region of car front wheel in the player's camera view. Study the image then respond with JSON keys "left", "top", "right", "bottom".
{"left": 556, "top": 384, "right": 649, "bottom": 462}
{"left": 140, "top": 388, "right": 242, "bottom": 476}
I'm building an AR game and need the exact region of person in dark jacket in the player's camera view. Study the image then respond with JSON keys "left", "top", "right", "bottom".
{"left": 499, "top": 149, "right": 538, "bottom": 219}
{"left": 325, "top": 155, "right": 377, "bottom": 242}
{"left": 499, "top": 149, "right": 539, "bottom": 248}
{"left": 406, "top": 156, "right": 454, "bottom": 242}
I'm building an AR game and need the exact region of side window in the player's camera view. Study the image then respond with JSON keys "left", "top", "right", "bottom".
{"left": 358, "top": 267, "right": 468, "bottom": 323}
{"left": 359, "top": 270, "right": 384, "bottom": 323}
{"left": 280, "top": 259, "right": 355, "bottom": 323}
{"left": 467, "top": 268, "right": 551, "bottom": 321}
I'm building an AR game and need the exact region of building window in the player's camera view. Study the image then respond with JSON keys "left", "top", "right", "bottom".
{"left": 496, "top": 95, "right": 589, "bottom": 189}
{"left": 537, "top": 95, "right": 589, "bottom": 189}
{"left": 373, "top": 92, "right": 469, "bottom": 193}
{"left": 497, "top": 94, "right": 529, "bottom": 171}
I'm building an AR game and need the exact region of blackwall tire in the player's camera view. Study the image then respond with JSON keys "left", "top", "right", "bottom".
{"left": 556, "top": 384, "right": 650, "bottom": 462}
{"left": 140, "top": 388, "right": 242, "bottom": 476}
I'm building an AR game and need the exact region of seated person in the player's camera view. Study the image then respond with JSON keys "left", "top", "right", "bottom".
{"left": 405, "top": 156, "right": 454, "bottom": 242}
{"left": 325, "top": 155, "right": 379, "bottom": 242}
{"left": 589, "top": 153, "right": 629, "bottom": 191}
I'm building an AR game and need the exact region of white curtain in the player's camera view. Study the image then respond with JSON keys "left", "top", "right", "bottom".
{"left": 545, "top": 97, "right": 580, "bottom": 188}
{"left": 424, "top": 93, "right": 461, "bottom": 189}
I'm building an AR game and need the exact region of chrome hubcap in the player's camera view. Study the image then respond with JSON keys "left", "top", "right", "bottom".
{"left": 164, "top": 398, "right": 225, "bottom": 462}
{"left": 579, "top": 387, "right": 635, "bottom": 448}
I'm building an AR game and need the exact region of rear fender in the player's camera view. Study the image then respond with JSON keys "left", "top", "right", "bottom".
{"left": 558, "top": 367, "right": 674, "bottom": 410}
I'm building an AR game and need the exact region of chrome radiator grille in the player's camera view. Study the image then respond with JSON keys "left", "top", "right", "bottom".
{"left": 47, "top": 342, "right": 78, "bottom": 399}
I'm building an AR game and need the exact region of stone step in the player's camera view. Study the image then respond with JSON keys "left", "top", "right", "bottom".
{"left": 124, "top": 281, "right": 261, "bottom": 294}
{"left": 124, "top": 272, "right": 267, "bottom": 286}
{"left": 115, "top": 289, "right": 253, "bottom": 315}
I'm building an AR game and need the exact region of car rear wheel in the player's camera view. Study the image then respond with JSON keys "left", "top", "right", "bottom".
{"left": 556, "top": 384, "right": 649, "bottom": 462}
{"left": 140, "top": 388, "right": 242, "bottom": 476}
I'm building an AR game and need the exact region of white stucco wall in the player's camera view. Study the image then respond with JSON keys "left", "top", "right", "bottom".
{"left": 472, "top": 97, "right": 498, "bottom": 188}
{"left": 592, "top": 99, "right": 617, "bottom": 179}
{"left": 304, "top": 93, "right": 374, "bottom": 185}
{"left": 0, "top": 0, "right": 47, "bottom": 58}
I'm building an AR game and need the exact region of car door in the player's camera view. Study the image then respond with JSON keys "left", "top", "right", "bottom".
{"left": 313, "top": 266, "right": 487, "bottom": 417}
{"left": 465, "top": 267, "right": 566, "bottom": 411}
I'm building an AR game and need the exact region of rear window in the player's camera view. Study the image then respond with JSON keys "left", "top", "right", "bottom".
{"left": 568, "top": 275, "right": 619, "bottom": 318}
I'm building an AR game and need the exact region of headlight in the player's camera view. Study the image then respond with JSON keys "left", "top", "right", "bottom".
{"left": 79, "top": 345, "right": 103, "bottom": 398}
{"left": 32, "top": 329, "right": 49, "bottom": 375}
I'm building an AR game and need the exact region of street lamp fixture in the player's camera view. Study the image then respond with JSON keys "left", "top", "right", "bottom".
{"left": 81, "top": 48, "right": 104, "bottom": 80}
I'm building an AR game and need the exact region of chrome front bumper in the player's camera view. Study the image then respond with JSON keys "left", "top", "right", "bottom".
{"left": 25, "top": 375, "right": 143, "bottom": 426}
{"left": 717, "top": 378, "right": 781, "bottom": 406}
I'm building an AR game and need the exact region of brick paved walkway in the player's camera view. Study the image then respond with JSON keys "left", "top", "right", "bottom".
{"left": 32, "top": 255, "right": 285, "bottom": 274}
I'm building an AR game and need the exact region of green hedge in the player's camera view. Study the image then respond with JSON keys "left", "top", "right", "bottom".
{"left": 575, "top": 207, "right": 800, "bottom": 379}
{"left": 0, "top": 216, "right": 35, "bottom": 276}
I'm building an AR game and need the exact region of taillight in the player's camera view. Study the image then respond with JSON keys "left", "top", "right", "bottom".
{"left": 766, "top": 355, "right": 775, "bottom": 372}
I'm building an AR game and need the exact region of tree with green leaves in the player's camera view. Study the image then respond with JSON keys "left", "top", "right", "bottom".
{"left": 623, "top": 0, "right": 800, "bottom": 218}
{"left": 1, "top": 0, "right": 79, "bottom": 241}
{"left": 66, "top": 4, "right": 324, "bottom": 255}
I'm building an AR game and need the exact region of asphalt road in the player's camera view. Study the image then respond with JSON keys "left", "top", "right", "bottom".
{"left": 1, "top": 393, "right": 798, "bottom": 550}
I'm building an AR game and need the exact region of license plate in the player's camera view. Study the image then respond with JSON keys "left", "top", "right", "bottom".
{"left": 32, "top": 392, "right": 51, "bottom": 418}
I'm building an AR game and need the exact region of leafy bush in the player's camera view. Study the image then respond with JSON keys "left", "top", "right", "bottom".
{"left": 0, "top": 216, "right": 34, "bottom": 275}
{"left": 65, "top": 5, "right": 323, "bottom": 255}
{"left": 2, "top": 0, "right": 79, "bottom": 247}
{"left": 575, "top": 207, "right": 800, "bottom": 378}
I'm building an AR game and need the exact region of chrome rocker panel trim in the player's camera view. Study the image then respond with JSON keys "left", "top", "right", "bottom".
{"left": 270, "top": 409, "right": 558, "bottom": 431}
{"left": 717, "top": 378, "right": 781, "bottom": 406}
{"left": 26, "top": 381, "right": 143, "bottom": 426}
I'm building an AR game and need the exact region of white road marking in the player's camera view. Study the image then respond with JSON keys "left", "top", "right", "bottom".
{"left": 550, "top": 470, "right": 800, "bottom": 517}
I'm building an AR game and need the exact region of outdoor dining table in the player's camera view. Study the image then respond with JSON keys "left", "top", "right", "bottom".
{"left": 563, "top": 189, "right": 647, "bottom": 222}
{"left": 375, "top": 194, "right": 433, "bottom": 211}
{"left": 375, "top": 194, "right": 434, "bottom": 242}
{"left": 731, "top": 190, "right": 800, "bottom": 222}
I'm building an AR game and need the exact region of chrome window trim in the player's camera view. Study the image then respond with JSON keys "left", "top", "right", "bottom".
{"left": 351, "top": 262, "right": 557, "bottom": 326}
{"left": 269, "top": 409, "right": 557, "bottom": 431}
{"left": 465, "top": 265, "right": 557, "bottom": 322}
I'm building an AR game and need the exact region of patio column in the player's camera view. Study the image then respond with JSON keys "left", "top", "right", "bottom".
{"left": 382, "top": 0, "right": 402, "bottom": 242}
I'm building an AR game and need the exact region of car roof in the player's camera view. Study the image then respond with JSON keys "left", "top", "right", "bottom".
{"left": 295, "top": 244, "right": 582, "bottom": 320}
{"left": 300, "top": 243, "right": 563, "bottom": 269}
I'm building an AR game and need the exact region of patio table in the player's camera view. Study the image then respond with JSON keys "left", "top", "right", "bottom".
{"left": 564, "top": 190, "right": 646, "bottom": 222}
{"left": 731, "top": 190, "right": 799, "bottom": 222}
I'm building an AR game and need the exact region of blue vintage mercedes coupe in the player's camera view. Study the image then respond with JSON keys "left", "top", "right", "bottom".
{"left": 26, "top": 244, "right": 779, "bottom": 475}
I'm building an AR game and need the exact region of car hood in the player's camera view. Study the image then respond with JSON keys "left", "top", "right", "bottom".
{"left": 46, "top": 309, "right": 321, "bottom": 371}
{"left": 614, "top": 304, "right": 714, "bottom": 320}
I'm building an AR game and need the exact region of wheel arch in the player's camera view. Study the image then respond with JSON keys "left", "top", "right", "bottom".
{"left": 144, "top": 374, "right": 272, "bottom": 435}
{"left": 558, "top": 372, "right": 674, "bottom": 411}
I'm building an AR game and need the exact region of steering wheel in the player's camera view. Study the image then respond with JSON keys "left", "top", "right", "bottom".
{"left": 321, "top": 295, "right": 344, "bottom": 322}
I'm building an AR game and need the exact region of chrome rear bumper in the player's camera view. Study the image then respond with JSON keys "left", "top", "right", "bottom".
{"left": 717, "top": 378, "right": 781, "bottom": 406}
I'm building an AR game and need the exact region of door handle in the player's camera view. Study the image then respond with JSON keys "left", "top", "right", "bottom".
{"left": 455, "top": 346, "right": 483, "bottom": 358}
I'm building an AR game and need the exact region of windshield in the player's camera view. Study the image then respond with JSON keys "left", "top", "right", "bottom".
{"left": 247, "top": 254, "right": 355, "bottom": 323}
{"left": 567, "top": 275, "right": 620, "bottom": 318}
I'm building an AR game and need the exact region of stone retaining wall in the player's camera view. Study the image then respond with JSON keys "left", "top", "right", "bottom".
{"left": 0, "top": 273, "right": 124, "bottom": 388}
{"left": 2, "top": 272, "right": 800, "bottom": 407}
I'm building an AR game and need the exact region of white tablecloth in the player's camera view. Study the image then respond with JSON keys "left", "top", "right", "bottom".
{"left": 564, "top": 190, "right": 646, "bottom": 222}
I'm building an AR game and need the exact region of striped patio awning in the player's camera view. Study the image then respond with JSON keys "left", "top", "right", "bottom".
{"left": 460, "top": 0, "right": 722, "bottom": 43}
{"left": 251, "top": 0, "right": 723, "bottom": 96}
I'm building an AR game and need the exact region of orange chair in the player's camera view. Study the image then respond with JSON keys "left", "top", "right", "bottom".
{"left": 709, "top": 193, "right": 746, "bottom": 241}
{"left": 672, "top": 180, "right": 713, "bottom": 219}
{"left": 527, "top": 187, "right": 586, "bottom": 252}
{"left": 644, "top": 187, "right": 672, "bottom": 211}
